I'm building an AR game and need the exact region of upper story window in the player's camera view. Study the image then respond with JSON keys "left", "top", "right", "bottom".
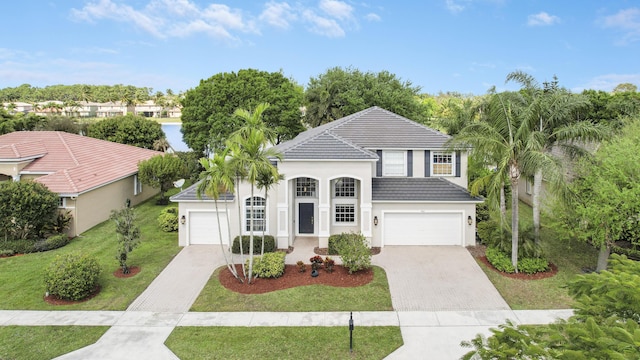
{"left": 432, "top": 152, "right": 454, "bottom": 176}
{"left": 296, "top": 177, "right": 317, "bottom": 197}
{"left": 334, "top": 177, "right": 356, "bottom": 198}
{"left": 383, "top": 151, "right": 406, "bottom": 176}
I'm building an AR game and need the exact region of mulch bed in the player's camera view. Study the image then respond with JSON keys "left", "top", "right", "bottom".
{"left": 467, "top": 245, "right": 558, "bottom": 280}
{"left": 219, "top": 264, "right": 373, "bottom": 294}
{"left": 44, "top": 286, "right": 101, "bottom": 305}
{"left": 113, "top": 266, "right": 141, "bottom": 278}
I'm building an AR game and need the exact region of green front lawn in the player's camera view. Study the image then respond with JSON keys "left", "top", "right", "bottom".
{"left": 191, "top": 266, "right": 393, "bottom": 312}
{"left": 0, "top": 193, "right": 181, "bottom": 310}
{"left": 166, "top": 326, "right": 402, "bottom": 360}
{"left": 0, "top": 326, "right": 108, "bottom": 360}
{"left": 477, "top": 202, "right": 599, "bottom": 309}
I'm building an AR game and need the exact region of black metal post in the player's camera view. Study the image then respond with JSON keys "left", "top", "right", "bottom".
{"left": 349, "top": 311, "right": 354, "bottom": 353}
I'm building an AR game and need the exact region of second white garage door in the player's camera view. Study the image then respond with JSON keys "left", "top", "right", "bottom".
{"left": 188, "top": 211, "right": 229, "bottom": 245}
{"left": 383, "top": 212, "right": 463, "bottom": 246}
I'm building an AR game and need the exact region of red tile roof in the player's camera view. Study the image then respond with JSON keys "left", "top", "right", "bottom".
{"left": 0, "top": 131, "right": 162, "bottom": 194}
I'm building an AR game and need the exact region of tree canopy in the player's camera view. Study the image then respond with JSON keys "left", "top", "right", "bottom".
{"left": 86, "top": 114, "right": 165, "bottom": 149}
{"left": 137, "top": 154, "right": 187, "bottom": 205}
{"left": 304, "top": 67, "right": 429, "bottom": 127}
{"left": 552, "top": 118, "right": 640, "bottom": 270}
{"left": 0, "top": 180, "right": 59, "bottom": 240}
{"left": 180, "top": 69, "right": 305, "bottom": 155}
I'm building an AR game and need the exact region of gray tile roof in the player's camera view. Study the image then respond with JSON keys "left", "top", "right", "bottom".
{"left": 275, "top": 106, "right": 451, "bottom": 160}
{"left": 170, "top": 181, "right": 235, "bottom": 202}
{"left": 372, "top": 177, "right": 483, "bottom": 202}
{"left": 275, "top": 130, "right": 378, "bottom": 160}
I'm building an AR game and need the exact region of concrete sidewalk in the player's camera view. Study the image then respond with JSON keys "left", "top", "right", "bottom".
{"left": 0, "top": 309, "right": 574, "bottom": 359}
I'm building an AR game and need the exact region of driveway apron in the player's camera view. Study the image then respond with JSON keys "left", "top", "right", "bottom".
{"left": 373, "top": 246, "right": 510, "bottom": 311}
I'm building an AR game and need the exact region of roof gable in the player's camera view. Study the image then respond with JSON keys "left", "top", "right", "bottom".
{"left": 275, "top": 107, "right": 450, "bottom": 161}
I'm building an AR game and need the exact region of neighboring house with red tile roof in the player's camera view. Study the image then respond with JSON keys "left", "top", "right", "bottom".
{"left": 0, "top": 131, "right": 162, "bottom": 236}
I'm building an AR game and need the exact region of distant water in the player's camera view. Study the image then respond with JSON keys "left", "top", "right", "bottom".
{"left": 161, "top": 123, "right": 190, "bottom": 152}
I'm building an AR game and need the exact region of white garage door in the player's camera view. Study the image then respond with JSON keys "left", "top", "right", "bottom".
{"left": 383, "top": 212, "right": 463, "bottom": 246}
{"left": 188, "top": 211, "right": 229, "bottom": 245}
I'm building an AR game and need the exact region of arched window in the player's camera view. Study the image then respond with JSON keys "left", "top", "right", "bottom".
{"left": 244, "top": 196, "right": 266, "bottom": 232}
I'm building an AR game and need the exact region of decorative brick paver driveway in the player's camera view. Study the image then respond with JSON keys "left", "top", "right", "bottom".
{"left": 373, "top": 246, "right": 510, "bottom": 311}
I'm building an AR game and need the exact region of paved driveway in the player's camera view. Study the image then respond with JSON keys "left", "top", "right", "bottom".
{"left": 373, "top": 246, "right": 510, "bottom": 311}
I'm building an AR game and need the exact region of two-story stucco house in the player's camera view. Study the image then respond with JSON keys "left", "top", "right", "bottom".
{"left": 171, "top": 107, "right": 482, "bottom": 249}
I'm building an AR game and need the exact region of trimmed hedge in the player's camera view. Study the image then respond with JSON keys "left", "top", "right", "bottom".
{"left": 485, "top": 247, "right": 549, "bottom": 274}
{"left": 33, "top": 234, "right": 71, "bottom": 252}
{"left": 246, "top": 252, "right": 286, "bottom": 278}
{"left": 157, "top": 207, "right": 179, "bottom": 232}
{"left": 0, "top": 240, "right": 36, "bottom": 254}
{"left": 328, "top": 232, "right": 365, "bottom": 255}
{"left": 44, "top": 253, "right": 101, "bottom": 301}
{"left": 232, "top": 235, "right": 275, "bottom": 254}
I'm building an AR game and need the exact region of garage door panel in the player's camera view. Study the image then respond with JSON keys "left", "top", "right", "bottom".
{"left": 189, "top": 211, "right": 229, "bottom": 245}
{"left": 383, "top": 212, "right": 462, "bottom": 246}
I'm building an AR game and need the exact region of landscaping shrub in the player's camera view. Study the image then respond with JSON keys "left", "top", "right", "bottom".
{"left": 232, "top": 235, "right": 275, "bottom": 254}
{"left": 485, "top": 247, "right": 515, "bottom": 273}
{"left": 0, "top": 240, "right": 35, "bottom": 254}
{"left": 486, "top": 247, "right": 549, "bottom": 274}
{"left": 611, "top": 244, "right": 640, "bottom": 261}
{"left": 33, "top": 234, "right": 71, "bottom": 252}
{"left": 0, "top": 180, "right": 58, "bottom": 240}
{"left": 0, "top": 249, "right": 15, "bottom": 257}
{"left": 157, "top": 207, "right": 179, "bottom": 232}
{"left": 44, "top": 210, "right": 73, "bottom": 237}
{"left": 480, "top": 220, "right": 543, "bottom": 259}
{"left": 335, "top": 232, "right": 371, "bottom": 274}
{"left": 518, "top": 257, "right": 550, "bottom": 275}
{"left": 328, "top": 232, "right": 364, "bottom": 255}
{"left": 44, "top": 253, "right": 101, "bottom": 301}
{"left": 246, "top": 252, "right": 286, "bottom": 278}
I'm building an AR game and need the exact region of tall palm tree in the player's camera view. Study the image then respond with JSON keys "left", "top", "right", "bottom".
{"left": 448, "top": 88, "right": 550, "bottom": 271}
{"left": 196, "top": 151, "right": 242, "bottom": 282}
{"left": 256, "top": 168, "right": 284, "bottom": 256}
{"left": 506, "top": 71, "right": 609, "bottom": 243}
{"left": 227, "top": 103, "right": 282, "bottom": 283}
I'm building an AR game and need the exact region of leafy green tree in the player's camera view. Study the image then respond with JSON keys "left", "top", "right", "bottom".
{"left": 552, "top": 119, "right": 640, "bottom": 271}
{"left": 0, "top": 108, "right": 46, "bottom": 135}
{"left": 227, "top": 103, "right": 282, "bottom": 283}
{"left": 180, "top": 69, "right": 304, "bottom": 155}
{"left": 86, "top": 114, "right": 165, "bottom": 149}
{"left": 0, "top": 180, "right": 58, "bottom": 241}
{"left": 197, "top": 149, "right": 241, "bottom": 282}
{"left": 137, "top": 154, "right": 187, "bottom": 205}
{"left": 613, "top": 82, "right": 638, "bottom": 93}
{"left": 304, "top": 66, "right": 428, "bottom": 127}
{"left": 462, "top": 254, "right": 640, "bottom": 359}
{"left": 506, "top": 71, "right": 608, "bottom": 244}
{"left": 449, "top": 88, "right": 550, "bottom": 272}
{"left": 110, "top": 206, "right": 140, "bottom": 274}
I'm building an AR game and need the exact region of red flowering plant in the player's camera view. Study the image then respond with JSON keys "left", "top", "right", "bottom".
{"left": 323, "top": 256, "right": 335, "bottom": 273}
{"left": 310, "top": 255, "right": 323, "bottom": 271}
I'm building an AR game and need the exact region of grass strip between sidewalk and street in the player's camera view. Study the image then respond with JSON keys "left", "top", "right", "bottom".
{"left": 166, "top": 326, "right": 403, "bottom": 360}
{"left": 0, "top": 326, "right": 109, "bottom": 360}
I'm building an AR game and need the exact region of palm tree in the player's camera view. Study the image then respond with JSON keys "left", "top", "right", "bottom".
{"left": 448, "top": 88, "right": 550, "bottom": 272}
{"left": 196, "top": 151, "right": 242, "bottom": 282}
{"left": 256, "top": 168, "right": 284, "bottom": 256}
{"left": 227, "top": 103, "right": 282, "bottom": 283}
{"left": 506, "top": 71, "right": 609, "bottom": 243}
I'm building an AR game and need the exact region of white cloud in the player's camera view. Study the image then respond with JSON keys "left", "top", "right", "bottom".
{"left": 527, "top": 12, "right": 560, "bottom": 27}
{"left": 600, "top": 8, "right": 640, "bottom": 45}
{"left": 445, "top": 0, "right": 465, "bottom": 14}
{"left": 260, "top": 2, "right": 297, "bottom": 29}
{"left": 70, "top": 0, "right": 376, "bottom": 41}
{"left": 576, "top": 73, "right": 640, "bottom": 92}
{"left": 303, "top": 10, "right": 345, "bottom": 37}
{"left": 70, "top": 0, "right": 165, "bottom": 38}
{"left": 319, "top": 0, "right": 354, "bottom": 21}
{"left": 365, "top": 13, "right": 381, "bottom": 22}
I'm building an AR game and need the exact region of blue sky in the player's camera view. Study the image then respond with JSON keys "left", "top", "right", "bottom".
{"left": 1, "top": 0, "right": 639, "bottom": 95}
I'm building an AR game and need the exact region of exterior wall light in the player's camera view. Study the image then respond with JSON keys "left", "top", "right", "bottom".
{"left": 467, "top": 215, "right": 473, "bottom": 226}
{"left": 180, "top": 215, "right": 186, "bottom": 225}
{"left": 373, "top": 216, "right": 378, "bottom": 226}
